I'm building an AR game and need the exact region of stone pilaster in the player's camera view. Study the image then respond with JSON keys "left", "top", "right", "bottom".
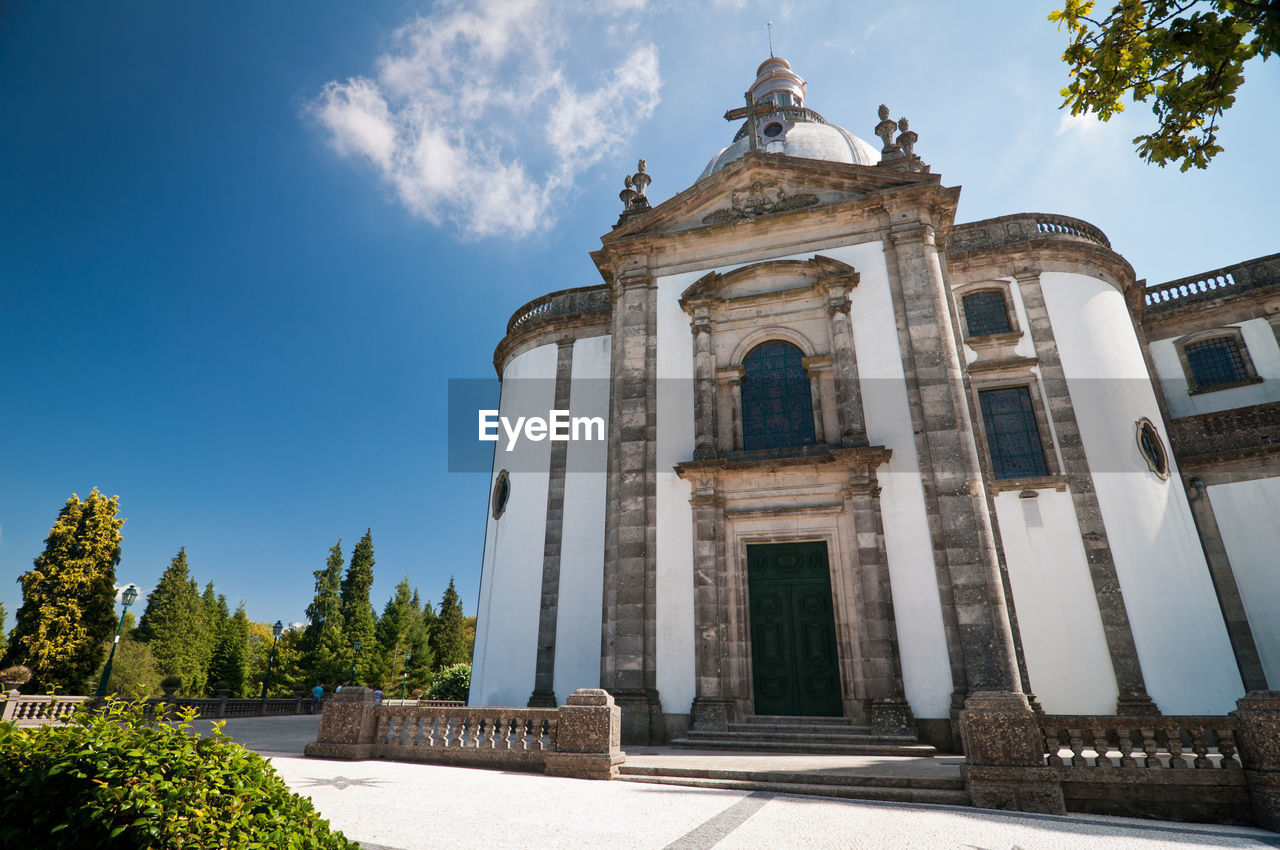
{"left": 844, "top": 461, "right": 913, "bottom": 732}
{"left": 689, "top": 470, "right": 734, "bottom": 730}
{"left": 1014, "top": 270, "right": 1158, "bottom": 715}
{"left": 600, "top": 265, "right": 663, "bottom": 744}
{"left": 1184, "top": 480, "right": 1269, "bottom": 691}
{"left": 887, "top": 222, "right": 1022, "bottom": 696}
{"left": 691, "top": 313, "right": 717, "bottom": 460}
{"left": 529, "top": 339, "right": 576, "bottom": 708}
{"left": 880, "top": 230, "right": 969, "bottom": 712}
{"left": 825, "top": 287, "right": 868, "bottom": 446}
{"left": 802, "top": 355, "right": 830, "bottom": 444}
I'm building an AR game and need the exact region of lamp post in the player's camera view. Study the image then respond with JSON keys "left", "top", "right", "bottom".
{"left": 350, "top": 638, "right": 362, "bottom": 687}
{"left": 260, "top": 620, "right": 284, "bottom": 699}
{"left": 402, "top": 651, "right": 411, "bottom": 700}
{"left": 95, "top": 584, "right": 138, "bottom": 698}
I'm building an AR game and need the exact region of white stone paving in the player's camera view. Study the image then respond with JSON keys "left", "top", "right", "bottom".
{"left": 267, "top": 755, "right": 1280, "bottom": 850}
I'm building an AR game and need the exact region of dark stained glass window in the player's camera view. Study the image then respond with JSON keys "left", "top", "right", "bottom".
{"left": 962, "top": 291, "right": 1014, "bottom": 337}
{"left": 1185, "top": 337, "right": 1247, "bottom": 388}
{"left": 978, "top": 387, "right": 1049, "bottom": 480}
{"left": 741, "top": 341, "right": 816, "bottom": 451}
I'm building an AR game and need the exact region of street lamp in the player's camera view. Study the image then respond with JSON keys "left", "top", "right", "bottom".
{"left": 402, "top": 651, "right": 411, "bottom": 700}
{"left": 350, "top": 638, "right": 362, "bottom": 687}
{"left": 260, "top": 620, "right": 284, "bottom": 699}
{"left": 95, "top": 584, "right": 138, "bottom": 698}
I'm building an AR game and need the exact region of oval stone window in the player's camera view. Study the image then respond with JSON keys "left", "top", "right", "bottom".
{"left": 763, "top": 122, "right": 784, "bottom": 138}
{"left": 491, "top": 469, "right": 511, "bottom": 519}
{"left": 1135, "top": 419, "right": 1169, "bottom": 480}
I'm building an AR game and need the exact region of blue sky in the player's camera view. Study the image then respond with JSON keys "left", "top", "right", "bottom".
{"left": 2, "top": 0, "right": 1276, "bottom": 629}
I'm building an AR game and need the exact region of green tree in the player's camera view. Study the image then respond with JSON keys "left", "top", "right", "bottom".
{"left": 1051, "top": 0, "right": 1278, "bottom": 170}
{"left": 405, "top": 589, "right": 435, "bottom": 693}
{"left": 430, "top": 577, "right": 469, "bottom": 669}
{"left": 339, "top": 529, "right": 377, "bottom": 685}
{"left": 0, "top": 601, "right": 6, "bottom": 657}
{"left": 136, "top": 548, "right": 211, "bottom": 694}
{"left": 5, "top": 489, "right": 125, "bottom": 692}
{"left": 94, "top": 634, "right": 159, "bottom": 699}
{"left": 207, "top": 604, "right": 251, "bottom": 696}
{"left": 303, "top": 539, "right": 348, "bottom": 686}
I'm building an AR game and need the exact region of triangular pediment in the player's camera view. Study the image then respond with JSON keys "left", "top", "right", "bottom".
{"left": 604, "top": 152, "right": 942, "bottom": 240}
{"left": 680, "top": 255, "right": 856, "bottom": 309}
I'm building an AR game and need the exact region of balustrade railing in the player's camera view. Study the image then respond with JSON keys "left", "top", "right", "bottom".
{"left": 374, "top": 707, "right": 559, "bottom": 766}
{"left": 505, "top": 285, "right": 610, "bottom": 335}
{"left": 1144, "top": 253, "right": 1280, "bottom": 311}
{"left": 1040, "top": 716, "right": 1241, "bottom": 769}
{"left": 950, "top": 212, "right": 1111, "bottom": 253}
{"left": 1, "top": 693, "right": 91, "bottom": 725}
{"left": 0, "top": 690, "right": 312, "bottom": 725}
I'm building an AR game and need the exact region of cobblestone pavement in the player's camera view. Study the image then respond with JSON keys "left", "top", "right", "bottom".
{"left": 219, "top": 717, "right": 1280, "bottom": 850}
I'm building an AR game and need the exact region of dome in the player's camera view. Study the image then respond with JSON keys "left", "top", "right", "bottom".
{"left": 697, "top": 58, "right": 880, "bottom": 182}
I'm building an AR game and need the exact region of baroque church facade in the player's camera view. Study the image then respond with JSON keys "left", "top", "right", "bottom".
{"left": 469, "top": 57, "right": 1280, "bottom": 749}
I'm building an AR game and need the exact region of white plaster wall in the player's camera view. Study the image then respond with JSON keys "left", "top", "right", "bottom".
{"left": 1149, "top": 318, "right": 1280, "bottom": 417}
{"left": 1207, "top": 478, "right": 1280, "bottom": 686}
{"left": 552, "top": 335, "right": 611, "bottom": 701}
{"left": 994, "top": 489, "right": 1118, "bottom": 714}
{"left": 656, "top": 270, "right": 699, "bottom": 717}
{"left": 1040, "top": 272, "right": 1243, "bottom": 713}
{"left": 469, "top": 343, "right": 556, "bottom": 708}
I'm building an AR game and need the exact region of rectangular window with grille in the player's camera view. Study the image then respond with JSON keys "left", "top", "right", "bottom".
{"left": 978, "top": 386, "right": 1049, "bottom": 480}
{"left": 1184, "top": 337, "right": 1248, "bottom": 388}
{"left": 962, "top": 291, "right": 1013, "bottom": 337}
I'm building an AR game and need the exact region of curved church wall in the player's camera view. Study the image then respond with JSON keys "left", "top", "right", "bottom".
{"left": 1039, "top": 271, "right": 1243, "bottom": 714}
{"left": 552, "top": 334, "right": 612, "bottom": 701}
{"left": 469, "top": 343, "right": 556, "bottom": 708}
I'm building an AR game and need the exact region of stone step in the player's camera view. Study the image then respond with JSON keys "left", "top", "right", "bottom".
{"left": 620, "top": 765, "right": 965, "bottom": 792}
{"left": 669, "top": 736, "right": 937, "bottom": 757}
{"left": 683, "top": 729, "right": 926, "bottom": 746}
{"left": 740, "top": 715, "right": 857, "bottom": 726}
{"left": 615, "top": 773, "right": 971, "bottom": 807}
{"left": 724, "top": 722, "right": 911, "bottom": 740}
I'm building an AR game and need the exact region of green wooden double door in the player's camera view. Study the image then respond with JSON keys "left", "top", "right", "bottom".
{"left": 747, "top": 541, "right": 844, "bottom": 717}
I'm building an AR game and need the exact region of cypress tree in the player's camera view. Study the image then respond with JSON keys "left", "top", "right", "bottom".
{"left": 339, "top": 530, "right": 377, "bottom": 685}
{"left": 374, "top": 577, "right": 413, "bottom": 689}
{"left": 5, "top": 489, "right": 124, "bottom": 691}
{"left": 405, "top": 590, "right": 434, "bottom": 693}
{"left": 136, "top": 548, "right": 209, "bottom": 693}
{"left": 0, "top": 602, "right": 6, "bottom": 657}
{"left": 207, "top": 604, "right": 250, "bottom": 696}
{"left": 430, "top": 577, "right": 469, "bottom": 669}
{"left": 303, "top": 540, "right": 347, "bottom": 685}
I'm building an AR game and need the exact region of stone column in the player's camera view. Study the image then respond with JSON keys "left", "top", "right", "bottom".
{"left": 721, "top": 368, "right": 745, "bottom": 451}
{"left": 888, "top": 223, "right": 1022, "bottom": 696}
{"left": 1014, "top": 270, "right": 1158, "bottom": 715}
{"left": 304, "top": 687, "right": 378, "bottom": 760}
{"left": 826, "top": 289, "right": 868, "bottom": 446}
{"left": 691, "top": 314, "right": 717, "bottom": 460}
{"left": 529, "top": 339, "right": 576, "bottom": 708}
{"left": 543, "top": 689, "right": 627, "bottom": 780}
{"left": 600, "top": 265, "right": 663, "bottom": 744}
{"left": 1235, "top": 691, "right": 1280, "bottom": 831}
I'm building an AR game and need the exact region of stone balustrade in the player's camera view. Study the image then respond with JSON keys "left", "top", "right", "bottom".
{"left": 1169, "top": 401, "right": 1280, "bottom": 463}
{"left": 0, "top": 690, "right": 314, "bottom": 725}
{"left": 306, "top": 687, "right": 625, "bottom": 780}
{"left": 949, "top": 212, "right": 1111, "bottom": 254}
{"left": 1144, "top": 253, "right": 1280, "bottom": 312}
{"left": 960, "top": 691, "right": 1280, "bottom": 829}
{"left": 1, "top": 691, "right": 91, "bottom": 725}
{"left": 506, "top": 285, "right": 611, "bottom": 335}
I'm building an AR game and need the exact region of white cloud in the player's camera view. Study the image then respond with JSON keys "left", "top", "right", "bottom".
{"left": 311, "top": 0, "right": 662, "bottom": 239}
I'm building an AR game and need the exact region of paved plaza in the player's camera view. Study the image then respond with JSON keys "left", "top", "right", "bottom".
{"left": 214, "top": 717, "right": 1280, "bottom": 850}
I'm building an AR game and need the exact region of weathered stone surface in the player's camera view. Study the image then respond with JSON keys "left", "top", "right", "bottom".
{"left": 304, "top": 687, "right": 377, "bottom": 760}
{"left": 1235, "top": 691, "right": 1280, "bottom": 831}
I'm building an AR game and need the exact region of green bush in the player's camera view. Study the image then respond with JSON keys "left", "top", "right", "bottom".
{"left": 0, "top": 698, "right": 357, "bottom": 849}
{"left": 425, "top": 663, "right": 470, "bottom": 702}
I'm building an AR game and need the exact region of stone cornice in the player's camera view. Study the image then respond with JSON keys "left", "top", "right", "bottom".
{"left": 674, "top": 444, "right": 892, "bottom": 478}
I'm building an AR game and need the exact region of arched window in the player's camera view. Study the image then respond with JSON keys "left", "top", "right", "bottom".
{"left": 740, "top": 341, "right": 816, "bottom": 451}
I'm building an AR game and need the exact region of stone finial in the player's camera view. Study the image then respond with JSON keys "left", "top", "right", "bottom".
{"left": 896, "top": 116, "right": 918, "bottom": 157}
{"left": 631, "top": 159, "right": 651, "bottom": 198}
{"left": 874, "top": 104, "right": 899, "bottom": 156}
{"left": 619, "top": 174, "right": 637, "bottom": 208}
